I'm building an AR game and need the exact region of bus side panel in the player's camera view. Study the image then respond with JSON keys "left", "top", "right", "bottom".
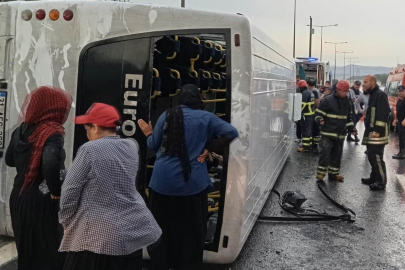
{"left": 203, "top": 19, "right": 253, "bottom": 264}
{"left": 0, "top": 2, "right": 17, "bottom": 236}
{"left": 241, "top": 35, "right": 295, "bottom": 245}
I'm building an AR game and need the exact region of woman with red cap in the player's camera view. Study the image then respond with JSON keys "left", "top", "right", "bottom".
{"left": 59, "top": 103, "right": 161, "bottom": 270}
{"left": 5, "top": 86, "right": 72, "bottom": 270}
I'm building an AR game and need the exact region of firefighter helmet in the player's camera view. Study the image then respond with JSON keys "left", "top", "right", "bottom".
{"left": 336, "top": 80, "right": 350, "bottom": 92}
{"left": 298, "top": 80, "right": 308, "bottom": 88}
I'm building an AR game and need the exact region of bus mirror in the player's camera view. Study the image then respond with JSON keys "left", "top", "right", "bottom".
{"left": 293, "top": 93, "right": 302, "bottom": 122}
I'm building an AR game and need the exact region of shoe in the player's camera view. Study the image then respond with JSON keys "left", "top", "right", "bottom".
{"left": 361, "top": 178, "right": 375, "bottom": 185}
{"left": 370, "top": 183, "right": 386, "bottom": 190}
{"left": 393, "top": 150, "right": 405, "bottom": 159}
{"left": 316, "top": 174, "right": 325, "bottom": 181}
{"left": 297, "top": 147, "right": 309, "bottom": 152}
{"left": 329, "top": 174, "right": 344, "bottom": 181}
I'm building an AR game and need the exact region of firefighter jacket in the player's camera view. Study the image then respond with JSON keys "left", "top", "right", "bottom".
{"left": 362, "top": 86, "right": 390, "bottom": 145}
{"left": 314, "top": 93, "right": 355, "bottom": 140}
{"left": 301, "top": 88, "right": 315, "bottom": 116}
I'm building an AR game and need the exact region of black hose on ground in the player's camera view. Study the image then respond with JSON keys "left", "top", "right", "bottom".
{"left": 257, "top": 184, "right": 356, "bottom": 223}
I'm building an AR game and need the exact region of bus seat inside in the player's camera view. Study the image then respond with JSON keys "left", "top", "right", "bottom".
{"left": 149, "top": 34, "right": 229, "bottom": 250}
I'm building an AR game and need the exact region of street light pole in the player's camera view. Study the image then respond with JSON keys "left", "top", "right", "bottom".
{"left": 337, "top": 51, "right": 354, "bottom": 80}
{"left": 347, "top": 57, "right": 359, "bottom": 84}
{"left": 309, "top": 16, "right": 312, "bottom": 57}
{"left": 325, "top": 41, "right": 348, "bottom": 81}
{"left": 293, "top": 0, "right": 296, "bottom": 58}
{"left": 308, "top": 24, "right": 338, "bottom": 61}
{"left": 352, "top": 61, "right": 361, "bottom": 82}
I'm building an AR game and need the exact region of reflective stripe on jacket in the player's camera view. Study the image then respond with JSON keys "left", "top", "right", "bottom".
{"left": 362, "top": 86, "right": 390, "bottom": 145}
{"left": 301, "top": 89, "right": 315, "bottom": 116}
{"left": 314, "top": 93, "right": 354, "bottom": 140}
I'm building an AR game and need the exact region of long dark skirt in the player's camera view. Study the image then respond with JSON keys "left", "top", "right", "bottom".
{"left": 10, "top": 187, "right": 64, "bottom": 270}
{"left": 148, "top": 189, "right": 208, "bottom": 270}
{"left": 63, "top": 250, "right": 142, "bottom": 270}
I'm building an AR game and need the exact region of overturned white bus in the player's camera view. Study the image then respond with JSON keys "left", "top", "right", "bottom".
{"left": 0, "top": 0, "right": 300, "bottom": 263}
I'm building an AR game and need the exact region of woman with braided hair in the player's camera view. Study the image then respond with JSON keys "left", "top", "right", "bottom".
{"left": 138, "top": 84, "right": 238, "bottom": 270}
{"left": 5, "top": 86, "right": 72, "bottom": 270}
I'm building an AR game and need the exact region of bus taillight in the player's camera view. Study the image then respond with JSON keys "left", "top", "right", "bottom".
{"left": 22, "top": 10, "right": 32, "bottom": 21}
{"left": 63, "top": 10, "right": 74, "bottom": 21}
{"left": 36, "top": 9, "right": 46, "bottom": 20}
{"left": 49, "top": 9, "right": 60, "bottom": 21}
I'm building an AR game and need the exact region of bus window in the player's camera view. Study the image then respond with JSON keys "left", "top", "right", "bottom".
{"left": 150, "top": 33, "right": 229, "bottom": 252}
{"left": 389, "top": 81, "right": 399, "bottom": 97}
{"left": 75, "top": 32, "right": 229, "bottom": 253}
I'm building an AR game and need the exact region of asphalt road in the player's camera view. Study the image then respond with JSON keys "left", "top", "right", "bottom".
{"left": 1, "top": 122, "right": 405, "bottom": 270}
{"left": 205, "top": 123, "right": 405, "bottom": 270}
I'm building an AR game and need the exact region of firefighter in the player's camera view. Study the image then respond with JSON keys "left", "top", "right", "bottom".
{"left": 307, "top": 78, "right": 321, "bottom": 153}
{"left": 315, "top": 80, "right": 357, "bottom": 181}
{"left": 297, "top": 80, "right": 315, "bottom": 152}
{"left": 361, "top": 75, "right": 390, "bottom": 190}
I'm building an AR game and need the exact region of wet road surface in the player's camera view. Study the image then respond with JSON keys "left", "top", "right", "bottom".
{"left": 1, "top": 123, "right": 405, "bottom": 269}
{"left": 205, "top": 123, "right": 405, "bottom": 270}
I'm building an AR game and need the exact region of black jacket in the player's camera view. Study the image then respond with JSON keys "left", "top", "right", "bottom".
{"left": 301, "top": 88, "right": 315, "bottom": 116}
{"left": 315, "top": 93, "right": 355, "bottom": 140}
{"left": 5, "top": 124, "right": 66, "bottom": 196}
{"left": 362, "top": 86, "right": 390, "bottom": 145}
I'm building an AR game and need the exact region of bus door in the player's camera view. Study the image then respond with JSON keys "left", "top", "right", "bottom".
{"left": 74, "top": 37, "right": 153, "bottom": 194}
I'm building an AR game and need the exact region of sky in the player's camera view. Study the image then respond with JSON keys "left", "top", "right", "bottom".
{"left": 131, "top": 0, "right": 405, "bottom": 67}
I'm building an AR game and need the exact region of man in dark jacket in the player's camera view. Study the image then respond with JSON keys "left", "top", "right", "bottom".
{"left": 361, "top": 75, "right": 390, "bottom": 190}
{"left": 314, "top": 80, "right": 357, "bottom": 181}
{"left": 297, "top": 80, "right": 315, "bottom": 152}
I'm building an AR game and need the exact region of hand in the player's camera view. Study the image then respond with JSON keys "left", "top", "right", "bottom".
{"left": 402, "top": 120, "right": 405, "bottom": 127}
{"left": 319, "top": 119, "right": 325, "bottom": 126}
{"left": 197, "top": 149, "right": 209, "bottom": 163}
{"left": 50, "top": 194, "right": 60, "bottom": 200}
{"left": 371, "top": 132, "right": 380, "bottom": 138}
{"left": 137, "top": 120, "right": 153, "bottom": 137}
{"left": 393, "top": 120, "right": 398, "bottom": 127}
{"left": 211, "top": 153, "right": 224, "bottom": 164}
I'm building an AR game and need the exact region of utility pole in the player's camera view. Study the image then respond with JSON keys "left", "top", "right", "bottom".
{"left": 308, "top": 24, "right": 338, "bottom": 61}
{"left": 293, "top": 0, "right": 296, "bottom": 58}
{"left": 337, "top": 51, "right": 353, "bottom": 80}
{"left": 325, "top": 41, "right": 348, "bottom": 81}
{"left": 309, "top": 16, "right": 312, "bottom": 57}
{"left": 181, "top": 0, "right": 185, "bottom": 8}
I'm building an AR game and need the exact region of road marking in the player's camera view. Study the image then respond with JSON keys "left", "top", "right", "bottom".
{"left": 0, "top": 242, "right": 17, "bottom": 266}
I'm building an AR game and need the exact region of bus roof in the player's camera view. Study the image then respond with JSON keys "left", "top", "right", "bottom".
{"left": 390, "top": 64, "right": 405, "bottom": 75}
